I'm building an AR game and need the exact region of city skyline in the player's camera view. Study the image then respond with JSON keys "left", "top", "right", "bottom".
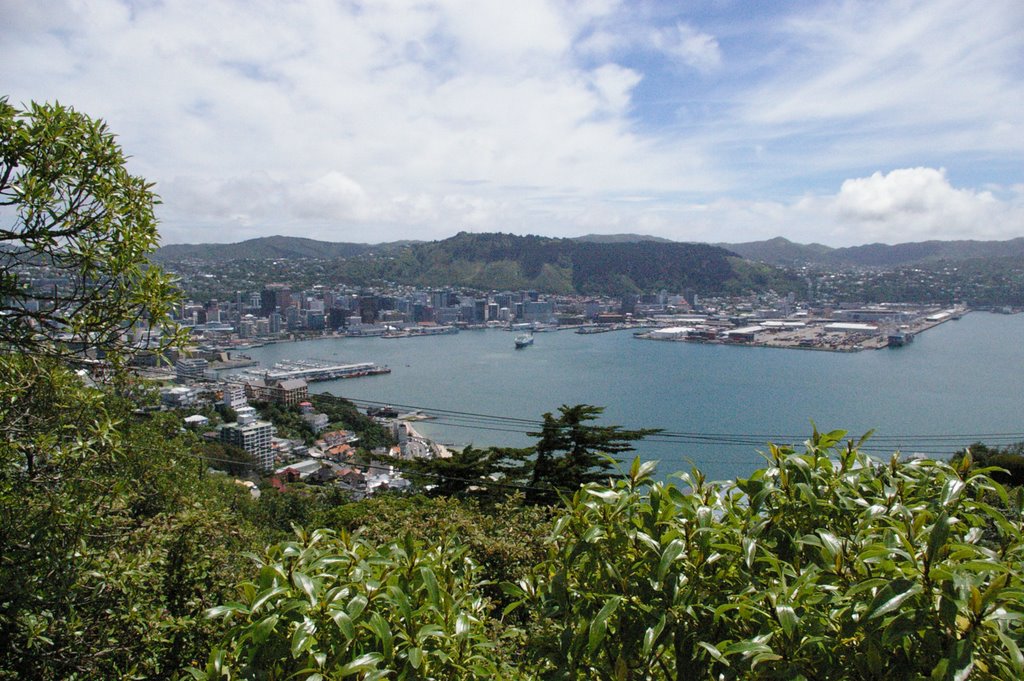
{"left": 3, "top": 0, "right": 1022, "bottom": 247}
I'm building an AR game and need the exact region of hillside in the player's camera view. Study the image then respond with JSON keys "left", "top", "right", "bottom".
{"left": 722, "top": 235, "right": 1024, "bottom": 267}
{"left": 571, "top": 232, "right": 676, "bottom": 244}
{"left": 153, "top": 235, "right": 405, "bottom": 262}
{"left": 326, "top": 231, "right": 799, "bottom": 295}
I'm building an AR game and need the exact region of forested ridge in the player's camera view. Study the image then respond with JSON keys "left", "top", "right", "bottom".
{"left": 3, "top": 100, "right": 1023, "bottom": 680}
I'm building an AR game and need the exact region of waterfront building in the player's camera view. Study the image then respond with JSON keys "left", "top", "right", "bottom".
{"left": 269, "top": 378, "right": 309, "bottom": 406}
{"left": 725, "top": 325, "right": 765, "bottom": 342}
{"left": 175, "top": 357, "right": 209, "bottom": 381}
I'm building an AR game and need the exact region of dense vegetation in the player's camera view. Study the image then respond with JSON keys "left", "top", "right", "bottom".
{"left": 192, "top": 432, "right": 1024, "bottom": 680}
{"left": 322, "top": 231, "right": 797, "bottom": 296}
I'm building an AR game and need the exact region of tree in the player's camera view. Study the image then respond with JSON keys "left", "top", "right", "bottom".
{"left": 397, "top": 444, "right": 532, "bottom": 498}
{"left": 0, "top": 99, "right": 182, "bottom": 363}
{"left": 527, "top": 404, "right": 657, "bottom": 504}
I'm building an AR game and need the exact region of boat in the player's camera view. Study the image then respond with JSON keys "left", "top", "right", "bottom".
{"left": 887, "top": 330, "right": 914, "bottom": 347}
{"left": 514, "top": 333, "right": 534, "bottom": 349}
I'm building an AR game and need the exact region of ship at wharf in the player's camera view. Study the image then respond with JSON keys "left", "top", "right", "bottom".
{"left": 236, "top": 359, "right": 390, "bottom": 383}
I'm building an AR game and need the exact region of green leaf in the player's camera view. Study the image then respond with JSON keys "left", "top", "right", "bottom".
{"left": 290, "top": 622, "right": 315, "bottom": 659}
{"left": 420, "top": 567, "right": 439, "bottom": 607}
{"left": 252, "top": 614, "right": 279, "bottom": 644}
{"left": 947, "top": 638, "right": 974, "bottom": 681}
{"left": 206, "top": 602, "right": 249, "bottom": 619}
{"left": 776, "top": 604, "right": 799, "bottom": 638}
{"left": 337, "top": 652, "right": 383, "bottom": 676}
{"left": 867, "top": 579, "right": 921, "bottom": 620}
{"left": 926, "top": 513, "right": 952, "bottom": 566}
{"left": 292, "top": 571, "right": 316, "bottom": 603}
{"left": 331, "top": 609, "right": 354, "bottom": 640}
{"left": 588, "top": 596, "right": 621, "bottom": 655}
{"left": 657, "top": 539, "right": 685, "bottom": 582}
{"left": 743, "top": 537, "right": 757, "bottom": 569}
{"left": 587, "top": 488, "right": 621, "bottom": 503}
{"left": 366, "top": 613, "right": 394, "bottom": 659}
{"left": 348, "top": 593, "right": 368, "bottom": 620}
{"left": 455, "top": 612, "right": 472, "bottom": 638}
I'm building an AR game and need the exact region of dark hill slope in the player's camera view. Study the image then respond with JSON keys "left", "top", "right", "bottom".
{"left": 331, "top": 232, "right": 799, "bottom": 296}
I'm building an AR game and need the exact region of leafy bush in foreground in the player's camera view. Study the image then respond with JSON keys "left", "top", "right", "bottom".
{"left": 511, "top": 429, "right": 1024, "bottom": 680}
{"left": 193, "top": 528, "right": 525, "bottom": 680}
{"left": 204, "top": 429, "right": 1024, "bottom": 680}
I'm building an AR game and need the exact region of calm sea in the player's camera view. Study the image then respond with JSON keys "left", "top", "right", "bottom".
{"left": 238, "top": 312, "right": 1024, "bottom": 482}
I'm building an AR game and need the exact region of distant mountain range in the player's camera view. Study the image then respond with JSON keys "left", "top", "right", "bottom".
{"left": 717, "top": 236, "right": 1024, "bottom": 267}
{"left": 153, "top": 235, "right": 414, "bottom": 262}
{"left": 156, "top": 233, "right": 1024, "bottom": 268}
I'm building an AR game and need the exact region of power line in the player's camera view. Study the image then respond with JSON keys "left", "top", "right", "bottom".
{"left": 312, "top": 393, "right": 1024, "bottom": 454}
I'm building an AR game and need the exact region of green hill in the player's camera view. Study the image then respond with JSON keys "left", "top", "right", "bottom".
{"left": 328, "top": 231, "right": 800, "bottom": 295}
{"left": 721, "top": 235, "right": 1024, "bottom": 267}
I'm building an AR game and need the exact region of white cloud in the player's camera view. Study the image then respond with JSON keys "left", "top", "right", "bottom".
{"left": 820, "top": 168, "right": 1010, "bottom": 243}
{"left": 1, "top": 0, "right": 1021, "bottom": 247}
{"left": 740, "top": 0, "right": 1023, "bottom": 151}
{"left": 589, "top": 64, "right": 642, "bottom": 115}
{"left": 292, "top": 172, "right": 372, "bottom": 221}
{"left": 651, "top": 22, "right": 722, "bottom": 72}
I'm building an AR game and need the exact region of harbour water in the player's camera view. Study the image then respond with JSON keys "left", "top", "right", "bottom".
{"left": 238, "top": 312, "right": 1024, "bottom": 482}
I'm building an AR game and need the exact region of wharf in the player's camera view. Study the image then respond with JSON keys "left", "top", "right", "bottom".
{"left": 208, "top": 357, "right": 259, "bottom": 371}
{"left": 635, "top": 308, "right": 968, "bottom": 353}
{"left": 238, "top": 359, "right": 390, "bottom": 383}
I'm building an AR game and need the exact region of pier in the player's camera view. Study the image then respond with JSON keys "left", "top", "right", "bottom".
{"left": 237, "top": 359, "right": 390, "bottom": 383}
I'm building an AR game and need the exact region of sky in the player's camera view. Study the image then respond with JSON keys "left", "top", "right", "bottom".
{"left": 2, "top": 0, "right": 1022, "bottom": 247}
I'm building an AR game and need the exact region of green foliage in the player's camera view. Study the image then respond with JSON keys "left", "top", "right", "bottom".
{"left": 395, "top": 404, "right": 654, "bottom": 504}
{"left": 193, "top": 527, "right": 524, "bottom": 680}
{"left": 317, "top": 493, "right": 554, "bottom": 617}
{"left": 0, "top": 99, "right": 184, "bottom": 364}
{"left": 954, "top": 442, "right": 1024, "bottom": 487}
{"left": 200, "top": 440, "right": 255, "bottom": 476}
{"left": 240, "top": 484, "right": 353, "bottom": 540}
{"left": 395, "top": 444, "right": 531, "bottom": 498}
{"left": 528, "top": 404, "right": 658, "bottom": 504}
{"left": 0, "top": 356, "right": 256, "bottom": 679}
{"left": 310, "top": 393, "right": 394, "bottom": 450}
{"left": 252, "top": 399, "right": 316, "bottom": 443}
{"left": 507, "top": 429, "right": 1024, "bottom": 680}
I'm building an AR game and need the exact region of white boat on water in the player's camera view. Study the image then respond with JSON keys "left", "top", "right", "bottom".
{"left": 514, "top": 333, "right": 534, "bottom": 349}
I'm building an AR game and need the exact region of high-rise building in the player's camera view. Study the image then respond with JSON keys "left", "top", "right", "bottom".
{"left": 220, "top": 419, "right": 275, "bottom": 472}
{"left": 359, "top": 296, "right": 378, "bottom": 324}
{"left": 261, "top": 285, "right": 291, "bottom": 316}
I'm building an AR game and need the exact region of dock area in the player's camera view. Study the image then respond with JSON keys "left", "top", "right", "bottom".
{"left": 236, "top": 359, "right": 390, "bottom": 383}
{"left": 635, "top": 307, "right": 967, "bottom": 352}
